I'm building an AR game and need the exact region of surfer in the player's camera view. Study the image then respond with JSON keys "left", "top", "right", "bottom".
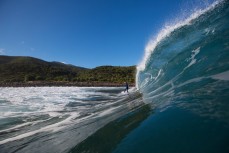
{"left": 124, "top": 82, "right": 129, "bottom": 93}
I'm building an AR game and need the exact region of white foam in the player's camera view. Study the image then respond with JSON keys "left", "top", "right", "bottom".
{"left": 0, "top": 87, "right": 125, "bottom": 144}
{"left": 0, "top": 87, "right": 119, "bottom": 116}
{"left": 154, "top": 69, "right": 163, "bottom": 80}
{"left": 0, "top": 112, "right": 80, "bottom": 145}
{"left": 136, "top": 0, "right": 222, "bottom": 89}
{"left": 211, "top": 70, "right": 229, "bottom": 81}
{"left": 0, "top": 119, "right": 50, "bottom": 133}
{"left": 185, "top": 47, "right": 201, "bottom": 69}
{"left": 97, "top": 107, "right": 117, "bottom": 117}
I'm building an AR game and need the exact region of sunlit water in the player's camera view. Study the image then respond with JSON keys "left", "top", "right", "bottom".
{"left": 1, "top": 1, "right": 229, "bottom": 153}
{"left": 0, "top": 87, "right": 143, "bottom": 153}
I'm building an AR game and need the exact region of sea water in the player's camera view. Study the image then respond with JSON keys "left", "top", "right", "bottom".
{"left": 115, "top": 1, "right": 229, "bottom": 153}
{"left": 0, "top": 87, "right": 143, "bottom": 153}
{"left": 73, "top": 1, "right": 229, "bottom": 153}
{"left": 1, "top": 0, "right": 229, "bottom": 153}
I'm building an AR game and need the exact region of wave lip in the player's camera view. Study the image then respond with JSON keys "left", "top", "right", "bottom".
{"left": 136, "top": 0, "right": 224, "bottom": 89}
{"left": 135, "top": 0, "right": 229, "bottom": 124}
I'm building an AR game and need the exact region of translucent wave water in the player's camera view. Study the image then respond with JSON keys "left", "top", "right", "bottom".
{"left": 114, "top": 0, "right": 229, "bottom": 152}
{"left": 69, "top": 1, "right": 229, "bottom": 152}
{"left": 136, "top": 0, "right": 229, "bottom": 116}
{"left": 1, "top": 1, "right": 229, "bottom": 153}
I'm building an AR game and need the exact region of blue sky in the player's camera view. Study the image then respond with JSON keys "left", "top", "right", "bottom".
{"left": 0, "top": 0, "right": 211, "bottom": 68}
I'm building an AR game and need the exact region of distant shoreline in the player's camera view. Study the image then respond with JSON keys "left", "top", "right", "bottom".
{"left": 0, "top": 81, "right": 135, "bottom": 87}
{"left": 0, "top": 56, "right": 136, "bottom": 87}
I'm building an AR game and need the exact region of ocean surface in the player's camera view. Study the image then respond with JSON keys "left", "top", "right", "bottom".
{"left": 1, "top": 0, "right": 229, "bottom": 153}
{"left": 0, "top": 87, "right": 145, "bottom": 153}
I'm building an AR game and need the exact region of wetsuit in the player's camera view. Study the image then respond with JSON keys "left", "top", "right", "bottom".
{"left": 125, "top": 82, "right": 129, "bottom": 93}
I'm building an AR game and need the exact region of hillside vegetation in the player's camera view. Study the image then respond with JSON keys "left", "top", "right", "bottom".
{"left": 76, "top": 66, "right": 135, "bottom": 83}
{"left": 0, "top": 56, "right": 135, "bottom": 85}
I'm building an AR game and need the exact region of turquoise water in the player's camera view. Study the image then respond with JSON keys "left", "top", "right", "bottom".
{"left": 0, "top": 1, "right": 229, "bottom": 153}
{"left": 113, "top": 108, "right": 229, "bottom": 153}
{"left": 72, "top": 1, "right": 229, "bottom": 153}
{"left": 127, "top": 1, "right": 229, "bottom": 153}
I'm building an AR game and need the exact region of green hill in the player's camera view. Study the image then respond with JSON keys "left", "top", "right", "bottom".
{"left": 75, "top": 66, "right": 135, "bottom": 83}
{"left": 0, "top": 55, "right": 135, "bottom": 85}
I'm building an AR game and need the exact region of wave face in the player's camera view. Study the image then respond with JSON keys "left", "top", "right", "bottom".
{"left": 110, "top": 1, "right": 229, "bottom": 152}
{"left": 137, "top": 0, "right": 229, "bottom": 116}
